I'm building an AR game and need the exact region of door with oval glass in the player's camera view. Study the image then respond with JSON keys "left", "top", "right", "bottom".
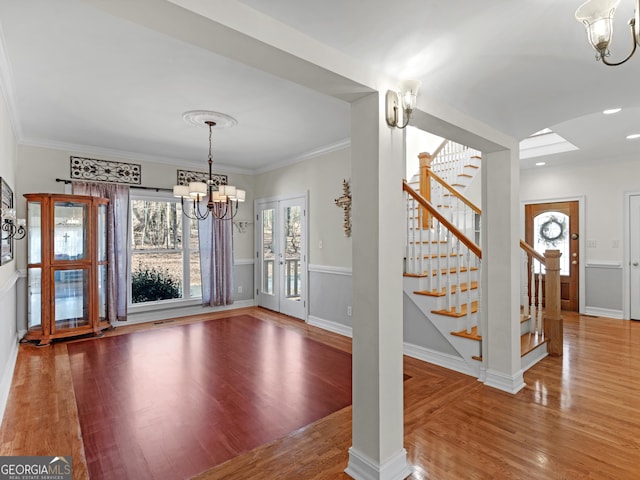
{"left": 525, "top": 201, "right": 579, "bottom": 312}
{"left": 255, "top": 196, "right": 307, "bottom": 320}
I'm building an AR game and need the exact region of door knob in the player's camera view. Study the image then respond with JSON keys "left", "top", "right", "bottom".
{"left": 571, "top": 260, "right": 578, "bottom": 265}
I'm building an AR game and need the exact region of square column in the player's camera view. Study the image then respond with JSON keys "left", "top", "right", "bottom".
{"left": 345, "top": 92, "right": 412, "bottom": 480}
{"left": 481, "top": 148, "right": 525, "bottom": 393}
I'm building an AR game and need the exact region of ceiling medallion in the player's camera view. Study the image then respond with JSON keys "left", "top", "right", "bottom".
{"left": 182, "top": 110, "right": 238, "bottom": 129}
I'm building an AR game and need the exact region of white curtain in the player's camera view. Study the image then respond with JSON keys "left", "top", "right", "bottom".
{"left": 72, "top": 181, "right": 130, "bottom": 321}
{"left": 198, "top": 210, "right": 234, "bottom": 306}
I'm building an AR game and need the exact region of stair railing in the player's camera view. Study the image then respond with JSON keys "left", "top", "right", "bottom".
{"left": 427, "top": 140, "right": 481, "bottom": 187}
{"left": 419, "top": 152, "right": 480, "bottom": 244}
{"left": 404, "top": 181, "right": 481, "bottom": 335}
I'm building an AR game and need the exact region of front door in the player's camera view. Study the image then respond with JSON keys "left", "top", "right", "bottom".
{"left": 256, "top": 196, "right": 307, "bottom": 320}
{"left": 525, "top": 201, "right": 579, "bottom": 312}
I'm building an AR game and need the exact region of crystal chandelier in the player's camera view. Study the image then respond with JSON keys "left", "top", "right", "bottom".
{"left": 173, "top": 119, "right": 245, "bottom": 220}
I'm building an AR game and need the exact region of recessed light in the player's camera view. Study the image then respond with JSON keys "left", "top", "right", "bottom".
{"left": 603, "top": 108, "right": 622, "bottom": 115}
{"left": 535, "top": 162, "right": 546, "bottom": 166}
{"left": 627, "top": 133, "right": 640, "bottom": 140}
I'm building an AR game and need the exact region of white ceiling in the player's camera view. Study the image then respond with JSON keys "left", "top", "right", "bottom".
{"left": 0, "top": 0, "right": 638, "bottom": 173}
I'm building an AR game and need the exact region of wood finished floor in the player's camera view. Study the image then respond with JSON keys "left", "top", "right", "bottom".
{"left": 2, "top": 307, "right": 640, "bottom": 479}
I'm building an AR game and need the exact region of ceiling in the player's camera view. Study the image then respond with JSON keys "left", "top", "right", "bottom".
{"left": 0, "top": 0, "right": 638, "bottom": 174}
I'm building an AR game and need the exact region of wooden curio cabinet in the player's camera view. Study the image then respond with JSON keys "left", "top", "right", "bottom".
{"left": 23, "top": 193, "right": 110, "bottom": 346}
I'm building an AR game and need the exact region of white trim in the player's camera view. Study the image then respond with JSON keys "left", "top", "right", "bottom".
{"left": 308, "top": 315, "right": 352, "bottom": 337}
{"left": 345, "top": 447, "right": 412, "bottom": 480}
{"left": 254, "top": 138, "right": 350, "bottom": 175}
{"left": 234, "top": 258, "right": 254, "bottom": 266}
{"left": 308, "top": 264, "right": 352, "bottom": 276}
{"left": 521, "top": 343, "right": 548, "bottom": 372}
{"left": 0, "top": 270, "right": 19, "bottom": 298}
{"left": 0, "top": 332, "right": 19, "bottom": 427}
{"left": 113, "top": 299, "right": 256, "bottom": 327}
{"left": 483, "top": 369, "right": 525, "bottom": 394}
{"left": 584, "top": 306, "right": 624, "bottom": 319}
{"left": 402, "top": 342, "right": 475, "bottom": 377}
{"left": 585, "top": 262, "right": 622, "bottom": 268}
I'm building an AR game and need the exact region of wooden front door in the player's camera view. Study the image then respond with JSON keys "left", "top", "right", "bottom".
{"left": 525, "top": 201, "right": 579, "bottom": 312}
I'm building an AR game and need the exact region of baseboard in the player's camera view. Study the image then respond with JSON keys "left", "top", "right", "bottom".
{"left": 584, "top": 306, "right": 623, "bottom": 319}
{"left": 521, "top": 343, "right": 548, "bottom": 372}
{"left": 484, "top": 368, "right": 526, "bottom": 394}
{"left": 114, "top": 299, "right": 256, "bottom": 327}
{"left": 402, "top": 342, "right": 476, "bottom": 378}
{"left": 345, "top": 447, "right": 412, "bottom": 480}
{"left": 308, "top": 315, "right": 353, "bottom": 337}
{"left": 0, "top": 333, "right": 19, "bottom": 426}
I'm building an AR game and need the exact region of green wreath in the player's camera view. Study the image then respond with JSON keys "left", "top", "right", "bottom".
{"left": 538, "top": 215, "right": 566, "bottom": 247}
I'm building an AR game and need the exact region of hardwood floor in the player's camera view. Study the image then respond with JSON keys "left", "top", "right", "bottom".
{"left": 2, "top": 308, "right": 640, "bottom": 479}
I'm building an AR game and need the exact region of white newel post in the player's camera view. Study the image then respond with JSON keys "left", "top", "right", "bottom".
{"left": 346, "top": 91, "right": 412, "bottom": 480}
{"left": 481, "top": 147, "right": 525, "bottom": 394}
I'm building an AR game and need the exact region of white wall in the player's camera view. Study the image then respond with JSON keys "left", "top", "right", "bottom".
{"left": 520, "top": 157, "right": 638, "bottom": 315}
{"left": 0, "top": 91, "right": 19, "bottom": 423}
{"left": 254, "top": 146, "right": 352, "bottom": 268}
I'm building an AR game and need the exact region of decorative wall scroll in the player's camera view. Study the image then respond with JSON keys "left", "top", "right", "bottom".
{"left": 70, "top": 156, "right": 141, "bottom": 184}
{"left": 1, "top": 177, "right": 14, "bottom": 264}
{"left": 334, "top": 179, "right": 352, "bottom": 237}
{"left": 176, "top": 169, "right": 227, "bottom": 188}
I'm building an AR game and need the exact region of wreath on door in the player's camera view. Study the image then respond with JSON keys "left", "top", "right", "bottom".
{"left": 538, "top": 215, "right": 567, "bottom": 247}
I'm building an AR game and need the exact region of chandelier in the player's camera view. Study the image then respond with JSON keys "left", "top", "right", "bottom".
{"left": 575, "top": 0, "right": 640, "bottom": 66}
{"left": 173, "top": 117, "right": 245, "bottom": 221}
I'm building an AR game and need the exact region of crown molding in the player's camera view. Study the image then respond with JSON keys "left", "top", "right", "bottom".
{"left": 253, "top": 138, "right": 351, "bottom": 175}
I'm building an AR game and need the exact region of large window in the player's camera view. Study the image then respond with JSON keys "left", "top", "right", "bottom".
{"left": 130, "top": 195, "right": 201, "bottom": 305}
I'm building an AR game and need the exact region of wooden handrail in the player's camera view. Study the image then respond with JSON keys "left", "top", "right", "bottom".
{"left": 428, "top": 170, "right": 481, "bottom": 215}
{"left": 519, "top": 239, "right": 545, "bottom": 265}
{"left": 403, "top": 181, "right": 482, "bottom": 259}
{"left": 431, "top": 139, "right": 449, "bottom": 160}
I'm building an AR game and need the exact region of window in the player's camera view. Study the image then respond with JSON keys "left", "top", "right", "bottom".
{"left": 129, "top": 194, "right": 201, "bottom": 305}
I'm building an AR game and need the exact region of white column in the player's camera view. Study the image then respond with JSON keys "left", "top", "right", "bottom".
{"left": 480, "top": 148, "right": 525, "bottom": 393}
{"left": 345, "top": 92, "right": 412, "bottom": 480}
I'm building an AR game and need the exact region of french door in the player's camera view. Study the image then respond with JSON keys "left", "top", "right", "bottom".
{"left": 525, "top": 201, "right": 579, "bottom": 312}
{"left": 255, "top": 195, "right": 307, "bottom": 320}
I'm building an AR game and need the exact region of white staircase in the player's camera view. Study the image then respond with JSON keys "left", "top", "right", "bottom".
{"left": 403, "top": 141, "right": 548, "bottom": 379}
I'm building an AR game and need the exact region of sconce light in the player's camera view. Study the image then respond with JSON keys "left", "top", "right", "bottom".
{"left": 233, "top": 221, "right": 251, "bottom": 234}
{"left": 1, "top": 208, "right": 26, "bottom": 240}
{"left": 385, "top": 79, "right": 422, "bottom": 129}
{"left": 575, "top": 0, "right": 640, "bottom": 66}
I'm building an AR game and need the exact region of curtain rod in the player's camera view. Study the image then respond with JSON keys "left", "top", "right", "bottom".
{"left": 55, "top": 178, "right": 173, "bottom": 193}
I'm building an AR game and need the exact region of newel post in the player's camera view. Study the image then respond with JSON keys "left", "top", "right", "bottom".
{"left": 418, "top": 152, "right": 432, "bottom": 229}
{"left": 543, "top": 249, "right": 563, "bottom": 356}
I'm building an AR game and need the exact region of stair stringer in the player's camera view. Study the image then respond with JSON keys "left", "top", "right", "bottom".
{"left": 403, "top": 279, "right": 481, "bottom": 379}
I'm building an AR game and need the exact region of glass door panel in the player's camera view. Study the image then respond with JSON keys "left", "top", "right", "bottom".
{"left": 27, "top": 267, "right": 42, "bottom": 331}
{"left": 28, "top": 202, "right": 41, "bottom": 264}
{"left": 53, "top": 268, "right": 90, "bottom": 330}
{"left": 533, "top": 211, "right": 570, "bottom": 275}
{"left": 54, "top": 202, "right": 88, "bottom": 261}
{"left": 97, "top": 204, "right": 107, "bottom": 262}
{"left": 98, "top": 264, "right": 108, "bottom": 321}
{"left": 262, "top": 207, "right": 275, "bottom": 296}
{"left": 283, "top": 204, "right": 302, "bottom": 301}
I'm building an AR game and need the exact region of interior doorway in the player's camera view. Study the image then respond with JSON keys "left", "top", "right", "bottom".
{"left": 255, "top": 194, "right": 307, "bottom": 320}
{"left": 525, "top": 201, "right": 580, "bottom": 312}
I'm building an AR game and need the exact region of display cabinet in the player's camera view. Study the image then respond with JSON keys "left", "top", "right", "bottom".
{"left": 23, "top": 193, "right": 110, "bottom": 345}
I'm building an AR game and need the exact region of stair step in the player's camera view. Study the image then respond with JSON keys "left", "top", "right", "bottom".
{"left": 464, "top": 164, "right": 480, "bottom": 169}
{"left": 471, "top": 155, "right": 481, "bottom": 159}
{"left": 458, "top": 173, "right": 473, "bottom": 178}
{"left": 408, "top": 240, "right": 448, "bottom": 245}
{"left": 404, "top": 266, "right": 479, "bottom": 278}
{"left": 414, "top": 281, "right": 478, "bottom": 297}
{"left": 451, "top": 325, "right": 481, "bottom": 341}
{"left": 471, "top": 331, "right": 548, "bottom": 361}
{"left": 432, "top": 300, "right": 478, "bottom": 318}
{"left": 451, "top": 183, "right": 466, "bottom": 187}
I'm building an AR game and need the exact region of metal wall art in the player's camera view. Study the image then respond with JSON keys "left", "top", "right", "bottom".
{"left": 334, "top": 179, "right": 352, "bottom": 237}
{"left": 1, "top": 177, "right": 14, "bottom": 264}
{"left": 176, "top": 169, "right": 227, "bottom": 188}
{"left": 70, "top": 156, "right": 141, "bottom": 184}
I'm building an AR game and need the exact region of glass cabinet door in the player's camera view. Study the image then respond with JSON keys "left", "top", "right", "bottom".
{"left": 53, "top": 201, "right": 88, "bottom": 261}
{"left": 52, "top": 268, "right": 90, "bottom": 331}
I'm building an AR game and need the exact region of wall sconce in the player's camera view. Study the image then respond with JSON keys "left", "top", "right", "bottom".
{"left": 1, "top": 208, "right": 26, "bottom": 240}
{"left": 575, "top": 0, "right": 640, "bottom": 66}
{"left": 385, "top": 79, "right": 422, "bottom": 129}
{"left": 233, "top": 221, "right": 251, "bottom": 234}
